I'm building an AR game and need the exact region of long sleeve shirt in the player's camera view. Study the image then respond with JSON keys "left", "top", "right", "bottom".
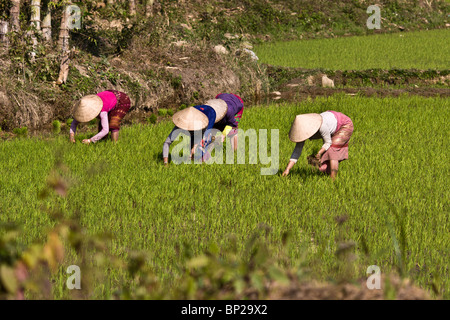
{"left": 163, "top": 105, "right": 216, "bottom": 158}
{"left": 162, "top": 127, "right": 202, "bottom": 158}
{"left": 70, "top": 112, "right": 110, "bottom": 143}
{"left": 289, "top": 111, "right": 337, "bottom": 163}
{"left": 69, "top": 91, "right": 117, "bottom": 143}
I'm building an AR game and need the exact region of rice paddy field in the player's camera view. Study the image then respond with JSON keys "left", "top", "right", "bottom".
{"left": 255, "top": 29, "right": 450, "bottom": 70}
{"left": 1, "top": 94, "right": 449, "bottom": 299}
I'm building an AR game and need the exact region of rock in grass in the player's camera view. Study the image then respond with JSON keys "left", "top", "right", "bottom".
{"left": 307, "top": 75, "right": 315, "bottom": 86}
{"left": 213, "top": 45, "right": 228, "bottom": 55}
{"left": 171, "top": 40, "right": 187, "bottom": 47}
{"left": 322, "top": 75, "right": 335, "bottom": 88}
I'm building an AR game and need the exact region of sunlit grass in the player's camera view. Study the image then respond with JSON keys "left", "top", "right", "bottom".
{"left": 255, "top": 29, "right": 450, "bottom": 70}
{"left": 0, "top": 94, "right": 448, "bottom": 298}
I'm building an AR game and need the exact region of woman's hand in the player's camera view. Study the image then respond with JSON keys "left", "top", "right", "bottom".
{"left": 316, "top": 147, "right": 326, "bottom": 159}
{"left": 82, "top": 139, "right": 91, "bottom": 145}
{"left": 282, "top": 160, "right": 296, "bottom": 177}
{"left": 69, "top": 133, "right": 76, "bottom": 143}
{"left": 190, "top": 145, "right": 197, "bottom": 158}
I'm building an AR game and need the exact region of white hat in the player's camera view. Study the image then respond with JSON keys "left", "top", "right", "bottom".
{"left": 172, "top": 107, "right": 209, "bottom": 131}
{"left": 205, "top": 99, "right": 228, "bottom": 123}
{"left": 289, "top": 113, "right": 323, "bottom": 142}
{"left": 73, "top": 95, "right": 103, "bottom": 123}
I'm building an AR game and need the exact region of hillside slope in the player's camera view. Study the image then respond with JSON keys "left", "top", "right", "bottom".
{"left": 0, "top": 0, "right": 448, "bottom": 132}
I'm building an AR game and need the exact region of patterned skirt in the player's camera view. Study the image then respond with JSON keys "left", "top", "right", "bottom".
{"left": 320, "top": 121, "right": 354, "bottom": 163}
{"left": 98, "top": 90, "right": 131, "bottom": 132}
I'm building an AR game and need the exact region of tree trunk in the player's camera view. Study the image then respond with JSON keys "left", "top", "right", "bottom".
{"left": 0, "top": 21, "right": 8, "bottom": 46}
{"left": 42, "top": 11, "right": 52, "bottom": 42}
{"left": 145, "top": 0, "right": 154, "bottom": 17}
{"left": 10, "top": 0, "right": 21, "bottom": 32}
{"left": 56, "top": 4, "right": 71, "bottom": 85}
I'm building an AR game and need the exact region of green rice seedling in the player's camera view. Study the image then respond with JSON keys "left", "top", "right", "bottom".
{"left": 0, "top": 94, "right": 448, "bottom": 299}
{"left": 146, "top": 114, "right": 157, "bottom": 124}
{"left": 52, "top": 120, "right": 61, "bottom": 134}
{"left": 158, "top": 108, "right": 168, "bottom": 117}
{"left": 12, "top": 127, "right": 28, "bottom": 137}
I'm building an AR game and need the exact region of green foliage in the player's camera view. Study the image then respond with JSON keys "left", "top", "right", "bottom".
{"left": 52, "top": 120, "right": 61, "bottom": 134}
{"left": 12, "top": 127, "right": 27, "bottom": 137}
{"left": 66, "top": 118, "right": 73, "bottom": 127}
{"left": 158, "top": 108, "right": 168, "bottom": 117}
{"left": 0, "top": 0, "right": 12, "bottom": 20}
{"left": 169, "top": 0, "right": 450, "bottom": 42}
{"left": 146, "top": 114, "right": 157, "bottom": 124}
{"left": 64, "top": 66, "right": 98, "bottom": 96}
{"left": 167, "top": 109, "right": 174, "bottom": 117}
{"left": 171, "top": 75, "right": 183, "bottom": 89}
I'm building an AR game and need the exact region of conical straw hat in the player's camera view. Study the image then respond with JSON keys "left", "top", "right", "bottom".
{"left": 289, "top": 113, "right": 323, "bottom": 142}
{"left": 73, "top": 95, "right": 103, "bottom": 123}
{"left": 172, "top": 107, "right": 209, "bottom": 131}
{"left": 205, "top": 99, "right": 228, "bottom": 122}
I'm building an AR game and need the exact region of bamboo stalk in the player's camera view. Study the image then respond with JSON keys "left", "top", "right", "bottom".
{"left": 56, "top": 4, "right": 71, "bottom": 84}
{"left": 31, "top": 0, "right": 41, "bottom": 30}
{"left": 58, "top": 5, "right": 70, "bottom": 51}
{"left": 42, "top": 11, "right": 52, "bottom": 42}
{"left": 10, "top": 0, "right": 21, "bottom": 32}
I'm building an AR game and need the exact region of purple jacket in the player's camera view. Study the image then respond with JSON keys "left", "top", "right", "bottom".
{"left": 214, "top": 93, "right": 244, "bottom": 131}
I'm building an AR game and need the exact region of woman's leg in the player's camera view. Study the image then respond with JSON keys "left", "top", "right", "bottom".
{"left": 330, "top": 159, "right": 339, "bottom": 180}
{"left": 232, "top": 134, "right": 238, "bottom": 151}
{"left": 111, "top": 130, "right": 119, "bottom": 142}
